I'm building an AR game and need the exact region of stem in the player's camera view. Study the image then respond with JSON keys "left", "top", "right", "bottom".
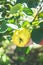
{"left": 32, "top": 0, "right": 42, "bottom": 22}
{"left": 32, "top": 5, "right": 42, "bottom": 22}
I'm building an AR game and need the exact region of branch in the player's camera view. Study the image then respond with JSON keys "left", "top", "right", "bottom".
{"left": 32, "top": 5, "right": 42, "bottom": 22}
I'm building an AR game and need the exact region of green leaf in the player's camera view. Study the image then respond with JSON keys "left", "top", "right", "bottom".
{"left": 38, "top": 12, "right": 43, "bottom": 18}
{"left": 2, "top": 54, "right": 7, "bottom": 62}
{"left": 32, "top": 20, "right": 39, "bottom": 26}
{"left": 23, "top": 7, "right": 33, "bottom": 15}
{"left": 6, "top": 24, "right": 18, "bottom": 29}
{"left": 0, "top": 20, "right": 7, "bottom": 33}
{"left": 22, "top": 21, "right": 30, "bottom": 28}
{"left": 10, "top": 3, "right": 22, "bottom": 14}
{"left": 17, "top": 0, "right": 39, "bottom": 8}
{"left": 0, "top": 47, "right": 4, "bottom": 56}
{"left": 2, "top": 54, "right": 10, "bottom": 65}
{"left": 18, "top": 56, "right": 26, "bottom": 61}
{"left": 26, "top": 47, "right": 30, "bottom": 54}
{"left": 0, "top": 0, "right": 6, "bottom": 4}
{"left": 2, "top": 39, "right": 10, "bottom": 48}
{"left": 8, "top": 19, "right": 14, "bottom": 23}
{"left": 7, "top": 27, "right": 12, "bottom": 31}
{"left": 38, "top": 54, "right": 43, "bottom": 63}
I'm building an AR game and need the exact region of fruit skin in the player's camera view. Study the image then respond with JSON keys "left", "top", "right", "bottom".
{"left": 12, "top": 28, "right": 31, "bottom": 47}
{"left": 31, "top": 28, "right": 43, "bottom": 45}
{"left": 39, "top": 39, "right": 43, "bottom": 45}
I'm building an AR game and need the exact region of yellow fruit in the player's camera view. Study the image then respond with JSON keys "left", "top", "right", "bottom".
{"left": 12, "top": 28, "right": 31, "bottom": 47}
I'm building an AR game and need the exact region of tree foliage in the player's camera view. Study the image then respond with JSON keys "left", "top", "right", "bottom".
{"left": 0, "top": 0, "right": 43, "bottom": 65}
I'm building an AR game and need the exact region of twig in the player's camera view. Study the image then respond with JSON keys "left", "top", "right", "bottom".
{"left": 32, "top": 5, "right": 42, "bottom": 22}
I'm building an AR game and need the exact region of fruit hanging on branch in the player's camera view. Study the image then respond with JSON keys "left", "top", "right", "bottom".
{"left": 12, "top": 28, "right": 31, "bottom": 47}
{"left": 31, "top": 28, "right": 43, "bottom": 45}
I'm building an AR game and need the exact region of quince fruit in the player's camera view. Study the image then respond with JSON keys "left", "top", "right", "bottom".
{"left": 12, "top": 28, "right": 31, "bottom": 47}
